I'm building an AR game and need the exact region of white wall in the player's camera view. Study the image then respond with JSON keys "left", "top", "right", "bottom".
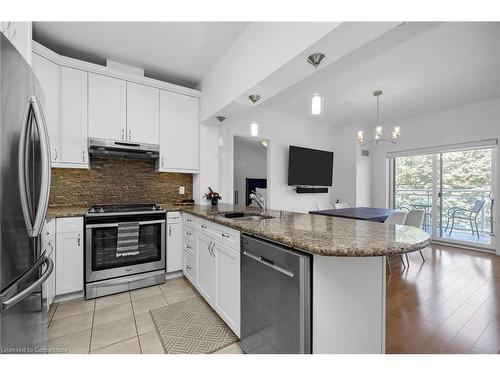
{"left": 233, "top": 137, "right": 267, "bottom": 206}
{"left": 219, "top": 108, "right": 335, "bottom": 213}
{"left": 193, "top": 122, "right": 219, "bottom": 205}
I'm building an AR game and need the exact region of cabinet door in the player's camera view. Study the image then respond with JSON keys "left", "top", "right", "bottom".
{"left": 214, "top": 241, "right": 240, "bottom": 336}
{"left": 55, "top": 231, "right": 83, "bottom": 295}
{"left": 159, "top": 90, "right": 199, "bottom": 172}
{"left": 32, "top": 53, "right": 60, "bottom": 163}
{"left": 88, "top": 73, "right": 126, "bottom": 141}
{"left": 196, "top": 232, "right": 215, "bottom": 302}
{"left": 60, "top": 67, "right": 88, "bottom": 166}
{"left": 167, "top": 223, "right": 182, "bottom": 272}
{"left": 126, "top": 82, "right": 159, "bottom": 144}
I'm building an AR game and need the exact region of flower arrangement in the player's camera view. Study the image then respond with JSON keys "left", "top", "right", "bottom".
{"left": 204, "top": 187, "right": 222, "bottom": 206}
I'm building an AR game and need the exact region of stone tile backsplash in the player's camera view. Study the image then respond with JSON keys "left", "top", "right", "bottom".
{"left": 49, "top": 157, "right": 193, "bottom": 208}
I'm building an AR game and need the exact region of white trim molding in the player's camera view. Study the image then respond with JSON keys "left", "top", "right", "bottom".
{"left": 386, "top": 139, "right": 498, "bottom": 159}
{"left": 32, "top": 41, "right": 201, "bottom": 99}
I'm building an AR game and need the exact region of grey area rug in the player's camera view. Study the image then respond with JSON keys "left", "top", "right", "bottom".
{"left": 150, "top": 297, "right": 238, "bottom": 354}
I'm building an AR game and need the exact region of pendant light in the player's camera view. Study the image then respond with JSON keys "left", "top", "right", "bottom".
{"left": 216, "top": 116, "right": 226, "bottom": 147}
{"left": 357, "top": 90, "right": 401, "bottom": 146}
{"left": 248, "top": 95, "right": 261, "bottom": 137}
{"left": 307, "top": 52, "right": 326, "bottom": 116}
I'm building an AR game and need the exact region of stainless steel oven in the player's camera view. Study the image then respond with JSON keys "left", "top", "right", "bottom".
{"left": 84, "top": 204, "right": 166, "bottom": 299}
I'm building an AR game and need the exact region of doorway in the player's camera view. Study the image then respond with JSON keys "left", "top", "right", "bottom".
{"left": 391, "top": 144, "right": 496, "bottom": 251}
{"left": 233, "top": 136, "right": 268, "bottom": 207}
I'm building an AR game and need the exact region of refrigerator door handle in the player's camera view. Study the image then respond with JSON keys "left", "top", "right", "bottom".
{"left": 0, "top": 254, "right": 54, "bottom": 312}
{"left": 18, "top": 100, "right": 34, "bottom": 236}
{"left": 30, "top": 96, "right": 51, "bottom": 238}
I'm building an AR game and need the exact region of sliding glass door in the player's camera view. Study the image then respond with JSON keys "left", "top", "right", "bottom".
{"left": 392, "top": 145, "right": 496, "bottom": 250}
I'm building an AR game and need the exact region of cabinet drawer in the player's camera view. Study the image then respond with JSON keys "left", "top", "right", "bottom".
{"left": 183, "top": 227, "right": 196, "bottom": 241}
{"left": 167, "top": 211, "right": 180, "bottom": 221}
{"left": 183, "top": 250, "right": 196, "bottom": 284}
{"left": 183, "top": 237, "right": 195, "bottom": 256}
{"left": 56, "top": 217, "right": 83, "bottom": 234}
{"left": 183, "top": 214, "right": 197, "bottom": 228}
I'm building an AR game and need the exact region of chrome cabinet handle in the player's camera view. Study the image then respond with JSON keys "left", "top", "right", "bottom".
{"left": 186, "top": 231, "right": 192, "bottom": 236}
{"left": 211, "top": 242, "right": 216, "bottom": 257}
{"left": 208, "top": 241, "right": 212, "bottom": 255}
{"left": 128, "top": 129, "right": 131, "bottom": 140}
{"left": 243, "top": 251, "right": 294, "bottom": 278}
{"left": 82, "top": 150, "right": 85, "bottom": 162}
{"left": 187, "top": 218, "right": 192, "bottom": 222}
{"left": 201, "top": 224, "right": 207, "bottom": 229}
{"left": 77, "top": 234, "right": 81, "bottom": 246}
{"left": 221, "top": 233, "right": 229, "bottom": 238}
{"left": 186, "top": 244, "right": 191, "bottom": 249}
{"left": 161, "top": 156, "right": 164, "bottom": 167}
{"left": 54, "top": 148, "right": 58, "bottom": 160}
{"left": 121, "top": 129, "right": 125, "bottom": 140}
{"left": 169, "top": 227, "right": 172, "bottom": 236}
{"left": 186, "top": 265, "right": 191, "bottom": 270}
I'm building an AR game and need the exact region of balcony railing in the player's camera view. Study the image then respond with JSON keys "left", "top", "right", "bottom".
{"left": 394, "top": 188, "right": 492, "bottom": 235}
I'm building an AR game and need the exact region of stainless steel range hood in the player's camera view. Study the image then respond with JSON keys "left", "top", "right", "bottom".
{"left": 88, "top": 138, "right": 159, "bottom": 160}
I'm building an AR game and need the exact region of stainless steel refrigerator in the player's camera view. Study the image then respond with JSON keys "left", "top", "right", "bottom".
{"left": 0, "top": 33, "right": 53, "bottom": 353}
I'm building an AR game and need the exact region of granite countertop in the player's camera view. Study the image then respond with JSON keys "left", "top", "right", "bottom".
{"left": 46, "top": 203, "right": 431, "bottom": 257}
{"left": 46, "top": 206, "right": 89, "bottom": 220}
{"left": 178, "top": 203, "right": 431, "bottom": 257}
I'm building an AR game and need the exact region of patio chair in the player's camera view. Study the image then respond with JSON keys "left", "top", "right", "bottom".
{"left": 384, "top": 211, "right": 408, "bottom": 273}
{"left": 444, "top": 199, "right": 485, "bottom": 238}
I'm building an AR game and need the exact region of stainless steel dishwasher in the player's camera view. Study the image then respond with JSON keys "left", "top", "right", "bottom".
{"left": 240, "top": 234, "right": 311, "bottom": 354}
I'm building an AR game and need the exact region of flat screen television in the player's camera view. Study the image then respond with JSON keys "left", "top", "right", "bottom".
{"left": 288, "top": 145, "right": 334, "bottom": 186}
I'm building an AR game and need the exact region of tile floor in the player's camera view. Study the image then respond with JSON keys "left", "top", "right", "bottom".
{"left": 47, "top": 276, "right": 243, "bottom": 354}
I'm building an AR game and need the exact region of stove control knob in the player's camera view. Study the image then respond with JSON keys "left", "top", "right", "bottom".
{"left": 99, "top": 208, "right": 104, "bottom": 213}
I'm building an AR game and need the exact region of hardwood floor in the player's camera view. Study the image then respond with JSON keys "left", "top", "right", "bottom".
{"left": 386, "top": 243, "right": 500, "bottom": 354}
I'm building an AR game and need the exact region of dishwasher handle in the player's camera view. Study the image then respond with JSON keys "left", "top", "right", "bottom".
{"left": 243, "top": 251, "right": 294, "bottom": 278}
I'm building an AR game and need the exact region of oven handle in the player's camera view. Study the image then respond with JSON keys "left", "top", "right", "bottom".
{"left": 86, "top": 219, "right": 165, "bottom": 229}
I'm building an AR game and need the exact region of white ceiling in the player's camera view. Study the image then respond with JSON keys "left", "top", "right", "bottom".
{"left": 263, "top": 22, "right": 500, "bottom": 126}
{"left": 33, "top": 22, "right": 249, "bottom": 89}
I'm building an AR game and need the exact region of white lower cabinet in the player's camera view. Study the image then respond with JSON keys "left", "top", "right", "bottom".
{"left": 42, "top": 219, "right": 56, "bottom": 307}
{"left": 196, "top": 232, "right": 216, "bottom": 301}
{"left": 182, "top": 213, "right": 240, "bottom": 336}
{"left": 214, "top": 241, "right": 240, "bottom": 336}
{"left": 55, "top": 217, "right": 84, "bottom": 296}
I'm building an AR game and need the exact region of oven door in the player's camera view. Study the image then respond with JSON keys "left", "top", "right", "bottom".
{"left": 85, "top": 219, "right": 165, "bottom": 283}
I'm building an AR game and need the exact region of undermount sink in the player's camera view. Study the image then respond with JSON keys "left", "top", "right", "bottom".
{"left": 216, "top": 211, "right": 275, "bottom": 221}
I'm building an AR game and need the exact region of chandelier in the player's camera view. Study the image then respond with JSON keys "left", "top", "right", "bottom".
{"left": 357, "top": 90, "right": 401, "bottom": 146}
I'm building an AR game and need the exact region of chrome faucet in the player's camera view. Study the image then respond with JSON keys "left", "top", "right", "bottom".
{"left": 249, "top": 191, "right": 265, "bottom": 212}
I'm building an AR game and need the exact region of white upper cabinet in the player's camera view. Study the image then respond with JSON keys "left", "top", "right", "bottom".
{"left": 88, "top": 73, "right": 126, "bottom": 141}
{"left": 126, "top": 82, "right": 159, "bottom": 144}
{"left": 60, "top": 67, "right": 88, "bottom": 166}
{"left": 32, "top": 53, "right": 60, "bottom": 163}
{"left": 159, "top": 90, "right": 200, "bottom": 173}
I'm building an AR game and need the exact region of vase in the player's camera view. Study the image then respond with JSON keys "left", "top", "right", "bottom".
{"left": 211, "top": 197, "right": 219, "bottom": 206}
